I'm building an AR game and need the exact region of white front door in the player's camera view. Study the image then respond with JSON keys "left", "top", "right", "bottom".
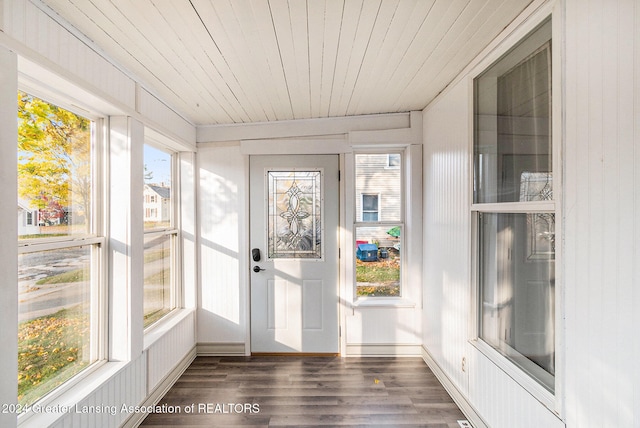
{"left": 249, "top": 154, "right": 339, "bottom": 354}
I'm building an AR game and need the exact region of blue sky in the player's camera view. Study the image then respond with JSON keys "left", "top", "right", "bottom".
{"left": 144, "top": 144, "right": 171, "bottom": 186}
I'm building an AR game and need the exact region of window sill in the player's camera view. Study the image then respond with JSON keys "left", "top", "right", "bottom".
{"left": 18, "top": 360, "right": 125, "bottom": 428}
{"left": 143, "top": 308, "right": 195, "bottom": 350}
{"left": 352, "top": 298, "right": 416, "bottom": 308}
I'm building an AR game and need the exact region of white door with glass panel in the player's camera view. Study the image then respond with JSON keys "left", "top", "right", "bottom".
{"left": 249, "top": 155, "right": 339, "bottom": 353}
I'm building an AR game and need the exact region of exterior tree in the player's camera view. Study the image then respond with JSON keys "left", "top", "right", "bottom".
{"left": 18, "top": 92, "right": 92, "bottom": 229}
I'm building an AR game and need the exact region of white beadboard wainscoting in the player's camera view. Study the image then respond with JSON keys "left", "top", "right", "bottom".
{"left": 18, "top": 311, "right": 196, "bottom": 428}
{"left": 422, "top": 0, "right": 640, "bottom": 427}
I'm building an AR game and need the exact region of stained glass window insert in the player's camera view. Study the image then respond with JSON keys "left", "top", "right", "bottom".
{"left": 267, "top": 170, "right": 322, "bottom": 259}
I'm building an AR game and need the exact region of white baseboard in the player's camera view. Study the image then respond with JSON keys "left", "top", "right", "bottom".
{"left": 196, "top": 342, "right": 246, "bottom": 356}
{"left": 122, "top": 346, "right": 197, "bottom": 428}
{"left": 345, "top": 343, "right": 422, "bottom": 357}
{"left": 421, "top": 346, "right": 488, "bottom": 428}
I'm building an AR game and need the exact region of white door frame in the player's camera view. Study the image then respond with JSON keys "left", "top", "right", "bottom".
{"left": 239, "top": 116, "right": 422, "bottom": 356}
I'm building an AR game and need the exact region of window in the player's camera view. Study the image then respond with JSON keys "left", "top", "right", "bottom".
{"left": 361, "top": 194, "right": 379, "bottom": 221}
{"left": 473, "top": 19, "right": 555, "bottom": 393}
{"left": 17, "top": 91, "right": 103, "bottom": 406}
{"left": 387, "top": 153, "right": 401, "bottom": 168}
{"left": 143, "top": 143, "right": 178, "bottom": 328}
{"left": 355, "top": 153, "right": 403, "bottom": 297}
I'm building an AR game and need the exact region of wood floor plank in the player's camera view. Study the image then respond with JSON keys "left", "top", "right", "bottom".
{"left": 140, "top": 356, "right": 467, "bottom": 427}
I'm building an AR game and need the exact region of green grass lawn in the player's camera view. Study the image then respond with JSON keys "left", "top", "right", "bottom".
{"left": 18, "top": 307, "right": 89, "bottom": 405}
{"left": 35, "top": 268, "right": 87, "bottom": 285}
{"left": 356, "top": 255, "right": 401, "bottom": 297}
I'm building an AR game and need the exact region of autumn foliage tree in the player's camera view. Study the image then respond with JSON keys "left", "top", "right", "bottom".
{"left": 18, "top": 92, "right": 92, "bottom": 228}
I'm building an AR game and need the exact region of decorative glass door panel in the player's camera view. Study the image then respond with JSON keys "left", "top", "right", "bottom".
{"left": 267, "top": 170, "right": 323, "bottom": 259}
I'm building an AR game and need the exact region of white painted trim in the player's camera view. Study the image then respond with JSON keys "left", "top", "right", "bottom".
{"left": 122, "top": 347, "right": 197, "bottom": 428}
{"left": 421, "top": 346, "right": 489, "bottom": 428}
{"left": 197, "top": 112, "right": 410, "bottom": 143}
{"left": 0, "top": 45, "right": 18, "bottom": 428}
{"left": 197, "top": 342, "right": 247, "bottom": 356}
{"left": 345, "top": 344, "right": 422, "bottom": 357}
{"left": 143, "top": 309, "right": 196, "bottom": 350}
{"left": 240, "top": 136, "right": 348, "bottom": 155}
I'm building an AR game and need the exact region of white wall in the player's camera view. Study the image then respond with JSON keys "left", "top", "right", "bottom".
{"left": 563, "top": 0, "right": 640, "bottom": 425}
{"left": 196, "top": 114, "right": 423, "bottom": 357}
{"left": 197, "top": 144, "right": 249, "bottom": 352}
{"left": 422, "top": 0, "right": 640, "bottom": 427}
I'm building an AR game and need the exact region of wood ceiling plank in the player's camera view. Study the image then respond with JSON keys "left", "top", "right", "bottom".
{"left": 318, "top": 0, "right": 345, "bottom": 117}
{"left": 243, "top": 0, "right": 295, "bottom": 120}
{"left": 367, "top": 0, "right": 472, "bottom": 114}
{"left": 51, "top": 0, "right": 207, "bottom": 121}
{"left": 327, "top": 0, "right": 365, "bottom": 116}
{"left": 268, "top": 0, "right": 311, "bottom": 119}
{"left": 120, "top": 0, "right": 241, "bottom": 124}
{"left": 191, "top": 0, "right": 272, "bottom": 123}
{"left": 343, "top": 0, "right": 401, "bottom": 116}
{"left": 346, "top": 0, "right": 437, "bottom": 115}
{"left": 331, "top": 0, "right": 383, "bottom": 116}
{"left": 307, "top": 0, "right": 326, "bottom": 118}
{"left": 157, "top": 0, "right": 245, "bottom": 124}
{"left": 223, "top": 0, "right": 282, "bottom": 122}
{"left": 395, "top": 0, "right": 531, "bottom": 111}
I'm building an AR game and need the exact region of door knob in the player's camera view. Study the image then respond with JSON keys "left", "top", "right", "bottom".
{"left": 253, "top": 266, "right": 265, "bottom": 273}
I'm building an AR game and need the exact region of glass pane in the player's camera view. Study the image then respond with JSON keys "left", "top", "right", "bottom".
{"left": 355, "top": 225, "right": 401, "bottom": 297}
{"left": 144, "top": 234, "right": 175, "bottom": 327}
{"left": 267, "top": 170, "right": 322, "bottom": 259}
{"left": 18, "top": 246, "right": 95, "bottom": 405}
{"left": 479, "top": 212, "right": 555, "bottom": 392}
{"left": 473, "top": 20, "right": 552, "bottom": 204}
{"left": 356, "top": 154, "right": 401, "bottom": 222}
{"left": 144, "top": 144, "right": 172, "bottom": 230}
{"left": 362, "top": 194, "right": 378, "bottom": 211}
{"left": 18, "top": 92, "right": 93, "bottom": 239}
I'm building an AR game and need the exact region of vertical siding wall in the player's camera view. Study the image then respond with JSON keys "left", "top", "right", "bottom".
{"left": 563, "top": 0, "right": 640, "bottom": 426}
{"left": 422, "top": 79, "right": 471, "bottom": 392}
{"left": 423, "top": 0, "right": 640, "bottom": 427}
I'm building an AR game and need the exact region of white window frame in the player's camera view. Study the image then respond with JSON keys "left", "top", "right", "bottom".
{"left": 469, "top": 8, "right": 563, "bottom": 413}
{"left": 353, "top": 151, "right": 405, "bottom": 300}
{"left": 142, "top": 142, "right": 181, "bottom": 331}
{"left": 16, "top": 88, "right": 107, "bottom": 413}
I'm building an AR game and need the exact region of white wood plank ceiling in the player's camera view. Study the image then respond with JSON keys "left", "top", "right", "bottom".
{"left": 40, "top": 0, "right": 533, "bottom": 126}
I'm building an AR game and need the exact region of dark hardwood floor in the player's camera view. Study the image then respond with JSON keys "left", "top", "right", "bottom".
{"left": 140, "top": 356, "right": 467, "bottom": 427}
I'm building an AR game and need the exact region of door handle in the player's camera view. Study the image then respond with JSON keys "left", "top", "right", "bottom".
{"left": 253, "top": 266, "right": 265, "bottom": 273}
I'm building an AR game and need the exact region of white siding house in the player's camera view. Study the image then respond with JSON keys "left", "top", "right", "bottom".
{"left": 143, "top": 184, "right": 170, "bottom": 224}
{"left": 17, "top": 199, "right": 38, "bottom": 236}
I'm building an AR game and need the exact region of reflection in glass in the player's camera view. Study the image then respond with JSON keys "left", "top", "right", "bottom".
{"left": 267, "top": 170, "right": 322, "bottom": 259}
{"left": 18, "top": 92, "right": 93, "bottom": 239}
{"left": 18, "top": 247, "right": 95, "bottom": 405}
{"left": 479, "top": 212, "right": 555, "bottom": 392}
{"left": 474, "top": 21, "right": 552, "bottom": 204}
{"left": 355, "top": 225, "right": 402, "bottom": 297}
{"left": 144, "top": 234, "right": 174, "bottom": 327}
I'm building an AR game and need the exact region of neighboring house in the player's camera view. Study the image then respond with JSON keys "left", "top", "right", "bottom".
{"left": 17, "top": 199, "right": 39, "bottom": 236}
{"left": 355, "top": 153, "right": 401, "bottom": 248}
{"left": 143, "top": 184, "right": 170, "bottom": 224}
